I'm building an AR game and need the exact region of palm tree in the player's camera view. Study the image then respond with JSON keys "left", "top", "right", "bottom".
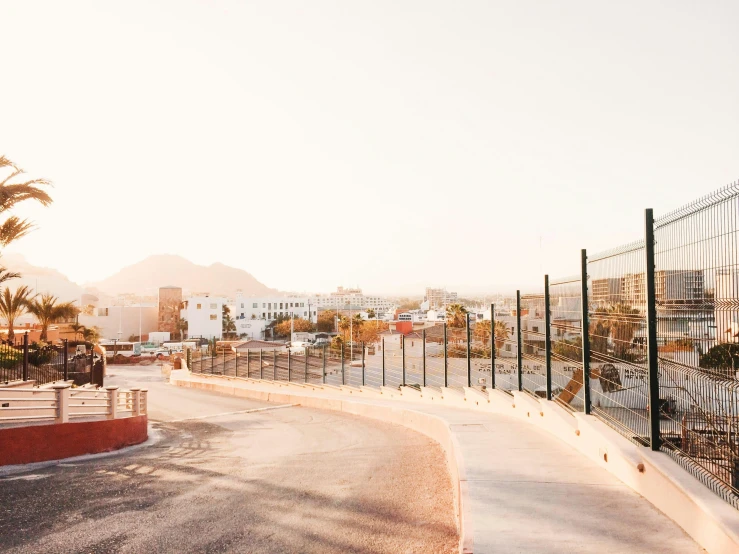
{"left": 446, "top": 303, "right": 468, "bottom": 328}
{"left": 177, "top": 318, "right": 188, "bottom": 340}
{"left": 0, "top": 286, "right": 33, "bottom": 342}
{"left": 607, "top": 303, "right": 642, "bottom": 359}
{"left": 366, "top": 308, "right": 378, "bottom": 330}
{"left": 338, "top": 315, "right": 350, "bottom": 340}
{"left": 26, "top": 293, "right": 78, "bottom": 342}
{"left": 82, "top": 326, "right": 101, "bottom": 345}
{"left": 0, "top": 156, "right": 53, "bottom": 247}
{"left": 69, "top": 322, "right": 85, "bottom": 342}
{"left": 351, "top": 313, "right": 364, "bottom": 342}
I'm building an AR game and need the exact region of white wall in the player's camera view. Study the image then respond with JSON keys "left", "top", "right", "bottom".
{"left": 183, "top": 296, "right": 225, "bottom": 340}
{"left": 78, "top": 305, "right": 158, "bottom": 341}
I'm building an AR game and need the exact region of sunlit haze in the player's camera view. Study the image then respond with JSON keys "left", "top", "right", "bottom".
{"left": 3, "top": 0, "right": 738, "bottom": 295}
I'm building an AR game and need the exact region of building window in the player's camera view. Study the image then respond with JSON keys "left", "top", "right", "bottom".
{"left": 253, "top": 303, "right": 258, "bottom": 308}
{"left": 196, "top": 304, "right": 202, "bottom": 310}
{"left": 280, "top": 303, "right": 283, "bottom": 309}
{"left": 290, "top": 302, "right": 294, "bottom": 308}
{"left": 506, "top": 344, "right": 512, "bottom": 352}
{"left": 209, "top": 314, "right": 217, "bottom": 320}
{"left": 268, "top": 313, "right": 272, "bottom": 319}
{"left": 262, "top": 313, "right": 266, "bottom": 318}
{"left": 262, "top": 303, "right": 266, "bottom": 308}
{"left": 532, "top": 326, "right": 539, "bottom": 333}
{"left": 268, "top": 303, "right": 272, "bottom": 309}
{"left": 241, "top": 303, "right": 244, "bottom": 309}
{"left": 210, "top": 303, "right": 217, "bottom": 310}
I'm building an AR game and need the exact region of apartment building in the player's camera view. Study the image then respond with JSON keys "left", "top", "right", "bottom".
{"left": 182, "top": 295, "right": 226, "bottom": 340}
{"left": 307, "top": 287, "right": 394, "bottom": 316}
{"left": 425, "top": 287, "right": 458, "bottom": 310}
{"left": 231, "top": 295, "right": 318, "bottom": 323}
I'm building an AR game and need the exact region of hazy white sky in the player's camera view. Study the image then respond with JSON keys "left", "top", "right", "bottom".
{"left": 2, "top": 1, "right": 738, "bottom": 295}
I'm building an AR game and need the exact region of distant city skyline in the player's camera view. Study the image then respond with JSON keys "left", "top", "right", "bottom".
{"left": 3, "top": 1, "right": 738, "bottom": 295}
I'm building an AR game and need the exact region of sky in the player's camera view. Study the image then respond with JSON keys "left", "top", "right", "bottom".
{"left": 2, "top": 0, "right": 738, "bottom": 296}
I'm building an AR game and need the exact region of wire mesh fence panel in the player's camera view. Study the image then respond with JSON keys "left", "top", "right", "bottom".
{"left": 383, "top": 338, "right": 404, "bottom": 388}
{"left": 306, "top": 347, "right": 325, "bottom": 383}
{"left": 520, "top": 293, "right": 547, "bottom": 398}
{"left": 424, "top": 325, "right": 447, "bottom": 389}
{"left": 274, "top": 351, "right": 290, "bottom": 381}
{"left": 323, "top": 345, "right": 343, "bottom": 386}
{"left": 587, "top": 242, "right": 650, "bottom": 444}
{"left": 363, "top": 343, "right": 384, "bottom": 388}
{"left": 549, "top": 276, "right": 585, "bottom": 412}
{"left": 444, "top": 324, "right": 468, "bottom": 391}
{"left": 468, "top": 320, "right": 493, "bottom": 391}
{"left": 494, "top": 308, "right": 519, "bottom": 394}
{"left": 403, "top": 335, "right": 425, "bottom": 388}
{"left": 654, "top": 184, "right": 739, "bottom": 508}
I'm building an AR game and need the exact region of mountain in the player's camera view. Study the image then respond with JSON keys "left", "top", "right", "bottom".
{"left": 0, "top": 253, "right": 89, "bottom": 302}
{"left": 88, "top": 255, "right": 277, "bottom": 298}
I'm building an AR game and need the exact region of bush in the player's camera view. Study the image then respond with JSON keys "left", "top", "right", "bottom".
{"left": 0, "top": 348, "right": 22, "bottom": 369}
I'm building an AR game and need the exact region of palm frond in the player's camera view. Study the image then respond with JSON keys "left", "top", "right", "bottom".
{"left": 0, "top": 265, "right": 22, "bottom": 284}
{"left": 0, "top": 217, "right": 35, "bottom": 247}
{"left": 0, "top": 181, "right": 53, "bottom": 212}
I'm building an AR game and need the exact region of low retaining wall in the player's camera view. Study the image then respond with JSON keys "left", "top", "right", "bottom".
{"left": 0, "top": 416, "right": 148, "bottom": 466}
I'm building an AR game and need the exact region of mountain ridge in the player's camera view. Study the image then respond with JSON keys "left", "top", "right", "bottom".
{"left": 88, "top": 254, "right": 277, "bottom": 297}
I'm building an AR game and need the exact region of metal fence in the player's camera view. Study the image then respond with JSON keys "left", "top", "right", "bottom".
{"left": 189, "top": 180, "right": 739, "bottom": 510}
{"left": 0, "top": 337, "right": 95, "bottom": 387}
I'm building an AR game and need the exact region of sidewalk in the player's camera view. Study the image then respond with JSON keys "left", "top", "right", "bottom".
{"left": 171, "top": 373, "right": 701, "bottom": 553}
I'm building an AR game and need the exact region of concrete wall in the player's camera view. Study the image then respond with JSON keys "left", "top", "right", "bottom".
{"left": 0, "top": 416, "right": 148, "bottom": 466}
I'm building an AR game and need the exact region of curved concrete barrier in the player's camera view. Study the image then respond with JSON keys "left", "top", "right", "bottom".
{"left": 0, "top": 416, "right": 148, "bottom": 466}
{"left": 171, "top": 373, "right": 739, "bottom": 554}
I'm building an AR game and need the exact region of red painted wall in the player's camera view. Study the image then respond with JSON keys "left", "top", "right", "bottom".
{"left": 395, "top": 321, "right": 414, "bottom": 335}
{"left": 0, "top": 416, "right": 148, "bottom": 466}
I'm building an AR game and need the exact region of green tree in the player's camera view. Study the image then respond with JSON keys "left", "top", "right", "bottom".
{"left": 446, "top": 303, "right": 468, "bottom": 329}
{"left": 351, "top": 314, "right": 364, "bottom": 342}
{"left": 82, "top": 326, "right": 101, "bottom": 345}
{"left": 273, "top": 317, "right": 315, "bottom": 338}
{"left": 69, "top": 322, "right": 85, "bottom": 342}
{"left": 0, "top": 285, "right": 33, "bottom": 342}
{"left": 699, "top": 343, "right": 739, "bottom": 378}
{"left": 316, "top": 311, "right": 336, "bottom": 332}
{"left": 0, "top": 156, "right": 53, "bottom": 247}
{"left": 26, "top": 293, "right": 78, "bottom": 342}
{"left": 366, "top": 308, "right": 376, "bottom": 320}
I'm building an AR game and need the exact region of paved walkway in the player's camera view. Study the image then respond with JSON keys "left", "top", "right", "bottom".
{"left": 176, "top": 374, "right": 704, "bottom": 553}
{"left": 0, "top": 367, "right": 458, "bottom": 554}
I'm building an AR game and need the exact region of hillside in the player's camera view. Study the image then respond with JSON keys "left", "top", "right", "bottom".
{"left": 0, "top": 253, "right": 88, "bottom": 302}
{"left": 88, "top": 255, "right": 277, "bottom": 297}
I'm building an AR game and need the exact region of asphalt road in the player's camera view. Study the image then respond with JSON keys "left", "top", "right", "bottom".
{"left": 0, "top": 365, "right": 457, "bottom": 554}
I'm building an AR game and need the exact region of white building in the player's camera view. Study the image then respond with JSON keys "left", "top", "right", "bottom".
{"left": 306, "top": 287, "right": 395, "bottom": 317}
{"left": 78, "top": 304, "right": 158, "bottom": 342}
{"left": 234, "top": 318, "right": 268, "bottom": 340}
{"left": 230, "top": 295, "right": 318, "bottom": 324}
{"left": 425, "top": 287, "right": 458, "bottom": 310}
{"left": 182, "top": 295, "right": 226, "bottom": 340}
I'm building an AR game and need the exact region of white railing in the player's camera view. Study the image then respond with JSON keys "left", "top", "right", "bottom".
{"left": 0, "top": 384, "right": 148, "bottom": 424}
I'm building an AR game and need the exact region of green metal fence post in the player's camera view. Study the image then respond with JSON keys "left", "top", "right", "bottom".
{"left": 466, "top": 313, "right": 472, "bottom": 388}
{"left": 260, "top": 349, "right": 263, "bottom": 380}
{"left": 580, "top": 249, "right": 592, "bottom": 415}
{"left": 645, "top": 208, "right": 661, "bottom": 451}
{"left": 223, "top": 349, "right": 226, "bottom": 374}
{"left": 235, "top": 351, "right": 239, "bottom": 377}
{"left": 305, "top": 346, "right": 309, "bottom": 383}
{"left": 288, "top": 348, "right": 292, "bottom": 382}
{"left": 382, "top": 337, "right": 386, "bottom": 386}
{"left": 211, "top": 346, "right": 214, "bottom": 374}
{"left": 490, "top": 303, "right": 496, "bottom": 389}
{"left": 402, "top": 335, "right": 406, "bottom": 387}
{"left": 361, "top": 342, "right": 365, "bottom": 387}
{"left": 322, "top": 345, "right": 327, "bottom": 384}
{"left": 422, "top": 330, "right": 426, "bottom": 387}
{"left": 247, "top": 350, "right": 251, "bottom": 378}
{"left": 341, "top": 343, "right": 345, "bottom": 385}
{"left": 273, "top": 349, "right": 277, "bottom": 380}
{"left": 516, "top": 291, "right": 523, "bottom": 392}
{"left": 544, "top": 275, "right": 552, "bottom": 401}
{"left": 443, "top": 323, "right": 448, "bottom": 388}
